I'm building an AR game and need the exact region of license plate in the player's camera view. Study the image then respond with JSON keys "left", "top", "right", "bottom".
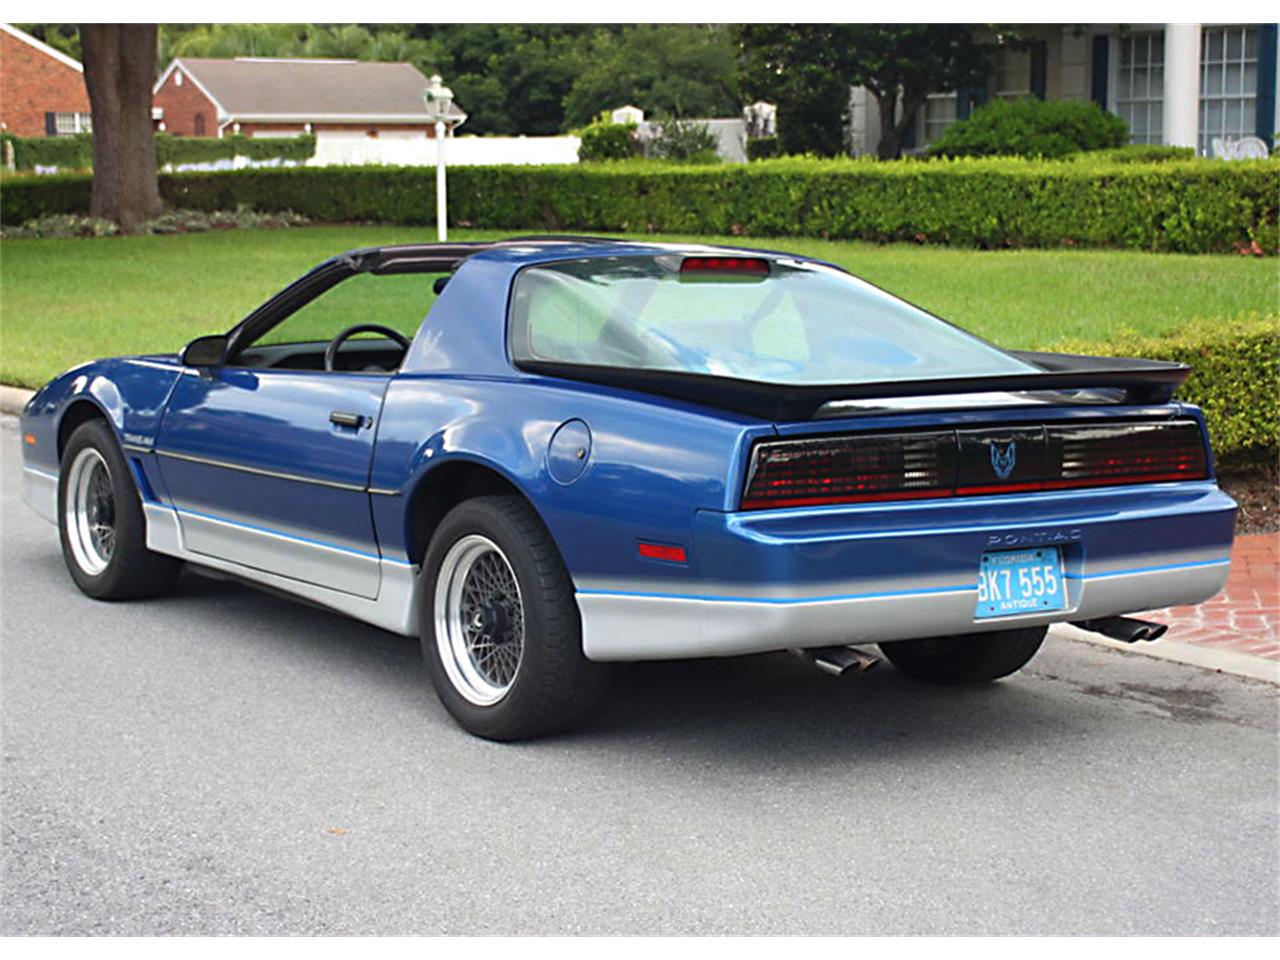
{"left": 975, "top": 548, "right": 1065, "bottom": 619}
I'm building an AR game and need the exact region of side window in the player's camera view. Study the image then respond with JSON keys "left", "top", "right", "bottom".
{"left": 256, "top": 272, "right": 443, "bottom": 347}
{"left": 517, "top": 271, "right": 609, "bottom": 360}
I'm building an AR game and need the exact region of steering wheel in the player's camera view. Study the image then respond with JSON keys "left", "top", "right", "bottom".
{"left": 324, "top": 324, "right": 412, "bottom": 372}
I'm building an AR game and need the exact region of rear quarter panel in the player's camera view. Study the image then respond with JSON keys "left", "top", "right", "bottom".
{"left": 370, "top": 374, "right": 773, "bottom": 590}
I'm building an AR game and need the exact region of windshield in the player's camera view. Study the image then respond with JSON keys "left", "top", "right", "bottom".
{"left": 509, "top": 254, "right": 1036, "bottom": 385}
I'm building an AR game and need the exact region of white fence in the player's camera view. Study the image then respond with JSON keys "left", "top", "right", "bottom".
{"left": 308, "top": 133, "right": 582, "bottom": 168}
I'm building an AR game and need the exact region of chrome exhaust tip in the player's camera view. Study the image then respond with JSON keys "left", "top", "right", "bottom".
{"left": 1072, "top": 616, "right": 1169, "bottom": 643}
{"left": 793, "top": 645, "right": 881, "bottom": 676}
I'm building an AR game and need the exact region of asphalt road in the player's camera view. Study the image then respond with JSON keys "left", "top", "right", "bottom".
{"left": 2, "top": 416, "right": 1277, "bottom": 935}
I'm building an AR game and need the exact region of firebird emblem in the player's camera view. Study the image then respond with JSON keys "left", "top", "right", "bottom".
{"left": 990, "top": 441, "right": 1017, "bottom": 480}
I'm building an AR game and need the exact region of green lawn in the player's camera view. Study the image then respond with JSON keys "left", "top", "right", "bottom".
{"left": 1, "top": 225, "right": 1276, "bottom": 388}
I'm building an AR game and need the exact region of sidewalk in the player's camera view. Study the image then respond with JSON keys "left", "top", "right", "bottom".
{"left": 1139, "top": 532, "right": 1278, "bottom": 660}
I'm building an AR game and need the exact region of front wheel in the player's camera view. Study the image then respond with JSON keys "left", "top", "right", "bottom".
{"left": 419, "top": 495, "right": 604, "bottom": 740}
{"left": 879, "top": 626, "right": 1047, "bottom": 685}
{"left": 58, "top": 419, "right": 181, "bottom": 600}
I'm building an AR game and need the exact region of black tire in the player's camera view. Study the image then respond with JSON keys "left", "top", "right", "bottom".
{"left": 419, "top": 495, "right": 604, "bottom": 740}
{"left": 879, "top": 626, "right": 1047, "bottom": 685}
{"left": 58, "top": 419, "right": 182, "bottom": 600}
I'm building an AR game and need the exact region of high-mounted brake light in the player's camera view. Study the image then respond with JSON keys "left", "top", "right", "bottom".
{"left": 679, "top": 256, "right": 770, "bottom": 276}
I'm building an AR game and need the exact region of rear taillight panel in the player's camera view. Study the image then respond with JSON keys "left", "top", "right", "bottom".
{"left": 741, "top": 419, "right": 1208, "bottom": 510}
{"left": 740, "top": 431, "right": 954, "bottom": 509}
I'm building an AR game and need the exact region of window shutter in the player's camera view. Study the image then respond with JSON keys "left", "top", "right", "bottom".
{"left": 1257, "top": 24, "right": 1277, "bottom": 144}
{"left": 1091, "top": 35, "right": 1110, "bottom": 108}
{"left": 1030, "top": 41, "right": 1048, "bottom": 99}
{"left": 956, "top": 82, "right": 988, "bottom": 120}
{"left": 44, "top": 112, "right": 57, "bottom": 136}
{"left": 901, "top": 107, "right": 917, "bottom": 150}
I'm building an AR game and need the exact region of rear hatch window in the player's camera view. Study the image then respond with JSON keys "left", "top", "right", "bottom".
{"left": 509, "top": 254, "right": 1036, "bottom": 386}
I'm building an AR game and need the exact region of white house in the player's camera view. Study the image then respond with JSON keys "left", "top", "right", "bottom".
{"left": 849, "top": 23, "right": 1278, "bottom": 156}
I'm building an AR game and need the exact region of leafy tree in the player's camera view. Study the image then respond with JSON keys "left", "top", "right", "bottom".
{"left": 840, "top": 25, "right": 1000, "bottom": 160}
{"left": 412, "top": 25, "right": 594, "bottom": 135}
{"left": 14, "top": 23, "right": 81, "bottom": 59}
{"left": 561, "top": 25, "right": 738, "bottom": 129}
{"left": 737, "top": 25, "right": 1002, "bottom": 159}
{"left": 735, "top": 25, "right": 859, "bottom": 156}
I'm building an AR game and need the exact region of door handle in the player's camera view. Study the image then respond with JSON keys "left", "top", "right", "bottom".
{"left": 329, "top": 411, "right": 366, "bottom": 429}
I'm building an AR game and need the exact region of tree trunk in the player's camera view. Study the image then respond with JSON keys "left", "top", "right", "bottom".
{"left": 873, "top": 89, "right": 928, "bottom": 161}
{"left": 80, "top": 24, "right": 161, "bottom": 232}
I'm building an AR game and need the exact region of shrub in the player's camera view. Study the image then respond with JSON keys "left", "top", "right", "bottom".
{"left": 1056, "top": 315, "right": 1280, "bottom": 461}
{"left": 746, "top": 136, "right": 779, "bottom": 161}
{"left": 929, "top": 98, "right": 1128, "bottom": 159}
{"left": 0, "top": 206, "right": 310, "bottom": 239}
{"left": 0, "top": 213, "right": 119, "bottom": 238}
{"left": 644, "top": 117, "right": 719, "bottom": 163}
{"left": 3, "top": 156, "right": 1276, "bottom": 255}
{"left": 577, "top": 121, "right": 639, "bottom": 162}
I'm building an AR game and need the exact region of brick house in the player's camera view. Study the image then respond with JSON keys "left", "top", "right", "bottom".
{"left": 151, "top": 57, "right": 466, "bottom": 157}
{"left": 0, "top": 23, "right": 91, "bottom": 137}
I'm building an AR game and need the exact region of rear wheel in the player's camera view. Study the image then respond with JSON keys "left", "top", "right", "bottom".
{"left": 420, "top": 495, "right": 604, "bottom": 740}
{"left": 879, "top": 626, "right": 1047, "bottom": 685}
{"left": 58, "top": 420, "right": 181, "bottom": 600}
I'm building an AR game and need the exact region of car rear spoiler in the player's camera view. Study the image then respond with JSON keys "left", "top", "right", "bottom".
{"left": 516, "top": 351, "right": 1192, "bottom": 421}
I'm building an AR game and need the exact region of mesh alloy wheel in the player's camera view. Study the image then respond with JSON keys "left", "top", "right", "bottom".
{"left": 433, "top": 534, "right": 526, "bottom": 706}
{"left": 64, "top": 446, "right": 116, "bottom": 576}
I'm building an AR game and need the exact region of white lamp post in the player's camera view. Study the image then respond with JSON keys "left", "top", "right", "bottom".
{"left": 423, "top": 75, "right": 456, "bottom": 241}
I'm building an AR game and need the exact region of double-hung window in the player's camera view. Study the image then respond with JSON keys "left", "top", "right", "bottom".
{"left": 1199, "top": 26, "right": 1259, "bottom": 155}
{"left": 1115, "top": 33, "right": 1165, "bottom": 144}
{"left": 922, "top": 92, "right": 959, "bottom": 145}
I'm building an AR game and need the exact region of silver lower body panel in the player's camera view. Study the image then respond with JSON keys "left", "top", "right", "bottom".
{"left": 144, "top": 503, "right": 420, "bottom": 636}
{"left": 22, "top": 466, "right": 58, "bottom": 525}
{"left": 578, "top": 558, "right": 1229, "bottom": 661}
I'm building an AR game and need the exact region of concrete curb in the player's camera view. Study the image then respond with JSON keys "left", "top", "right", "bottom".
{"left": 1052, "top": 623, "right": 1279, "bottom": 685}
{"left": 0, "top": 385, "right": 34, "bottom": 417}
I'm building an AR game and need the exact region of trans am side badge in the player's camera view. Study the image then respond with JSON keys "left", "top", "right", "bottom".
{"left": 990, "top": 441, "right": 1017, "bottom": 480}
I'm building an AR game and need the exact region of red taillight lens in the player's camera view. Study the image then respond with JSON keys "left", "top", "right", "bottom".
{"left": 1048, "top": 421, "right": 1207, "bottom": 486}
{"left": 741, "top": 432, "right": 955, "bottom": 510}
{"left": 740, "top": 420, "right": 1208, "bottom": 511}
{"left": 679, "top": 256, "right": 770, "bottom": 276}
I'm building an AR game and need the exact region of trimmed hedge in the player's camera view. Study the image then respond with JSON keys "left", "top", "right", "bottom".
{"left": 2, "top": 156, "right": 1277, "bottom": 253}
{"left": 1, "top": 132, "right": 92, "bottom": 170}
{"left": 1079, "top": 144, "right": 1197, "bottom": 164}
{"left": 155, "top": 133, "right": 315, "bottom": 166}
{"left": 1, "top": 132, "right": 314, "bottom": 172}
{"left": 1059, "top": 315, "right": 1280, "bottom": 461}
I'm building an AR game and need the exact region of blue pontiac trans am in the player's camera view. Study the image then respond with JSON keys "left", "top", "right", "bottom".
{"left": 19, "top": 237, "right": 1236, "bottom": 739}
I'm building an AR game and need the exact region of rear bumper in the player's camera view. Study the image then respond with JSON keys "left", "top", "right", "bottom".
{"left": 578, "top": 481, "right": 1235, "bottom": 661}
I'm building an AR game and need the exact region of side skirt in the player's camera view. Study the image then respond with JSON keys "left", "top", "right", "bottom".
{"left": 143, "top": 503, "right": 420, "bottom": 637}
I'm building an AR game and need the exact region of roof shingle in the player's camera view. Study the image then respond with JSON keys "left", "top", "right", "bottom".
{"left": 170, "top": 58, "right": 465, "bottom": 120}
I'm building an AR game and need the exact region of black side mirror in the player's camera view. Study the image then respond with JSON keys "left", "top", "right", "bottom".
{"left": 181, "top": 335, "right": 228, "bottom": 368}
